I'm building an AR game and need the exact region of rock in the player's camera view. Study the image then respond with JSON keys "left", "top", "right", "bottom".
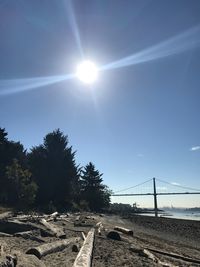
{"left": 72, "top": 244, "right": 79, "bottom": 252}
{"left": 106, "top": 231, "right": 121, "bottom": 241}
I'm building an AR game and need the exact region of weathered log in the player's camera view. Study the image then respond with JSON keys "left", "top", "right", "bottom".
{"left": 50, "top": 212, "right": 58, "bottom": 218}
{"left": 14, "top": 230, "right": 45, "bottom": 243}
{"left": 26, "top": 237, "right": 81, "bottom": 259}
{"left": 0, "top": 212, "right": 12, "bottom": 221}
{"left": 129, "top": 245, "right": 176, "bottom": 266}
{"left": 138, "top": 248, "right": 158, "bottom": 262}
{"left": 0, "top": 220, "right": 39, "bottom": 235}
{"left": 39, "top": 218, "right": 65, "bottom": 238}
{"left": 0, "top": 232, "right": 12, "bottom": 237}
{"left": 73, "top": 228, "right": 95, "bottom": 267}
{"left": 114, "top": 226, "right": 133, "bottom": 236}
{"left": 10, "top": 215, "right": 32, "bottom": 222}
{"left": 145, "top": 247, "right": 200, "bottom": 265}
{"left": 0, "top": 219, "right": 53, "bottom": 238}
{"left": 46, "top": 212, "right": 59, "bottom": 222}
{"left": 60, "top": 214, "right": 69, "bottom": 219}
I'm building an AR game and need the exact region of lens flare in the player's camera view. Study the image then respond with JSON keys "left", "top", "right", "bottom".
{"left": 76, "top": 61, "right": 98, "bottom": 84}
{"left": 101, "top": 25, "right": 200, "bottom": 71}
{"left": 0, "top": 74, "right": 75, "bottom": 96}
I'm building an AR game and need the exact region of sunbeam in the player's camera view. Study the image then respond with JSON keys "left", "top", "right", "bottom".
{"left": 64, "top": 0, "right": 84, "bottom": 58}
{"left": 0, "top": 74, "right": 75, "bottom": 96}
{"left": 101, "top": 25, "right": 200, "bottom": 71}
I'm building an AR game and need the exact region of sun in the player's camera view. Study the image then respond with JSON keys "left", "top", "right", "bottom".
{"left": 76, "top": 60, "right": 98, "bottom": 84}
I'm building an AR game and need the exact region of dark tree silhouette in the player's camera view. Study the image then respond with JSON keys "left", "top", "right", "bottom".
{"left": 5, "top": 159, "right": 37, "bottom": 207}
{"left": 80, "top": 162, "right": 111, "bottom": 211}
{"left": 28, "top": 129, "right": 80, "bottom": 210}
{"left": 0, "top": 128, "right": 26, "bottom": 204}
{"left": 0, "top": 127, "right": 111, "bottom": 212}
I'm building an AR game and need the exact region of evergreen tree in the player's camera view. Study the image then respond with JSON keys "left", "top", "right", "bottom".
{"left": 80, "top": 162, "right": 111, "bottom": 211}
{"left": 0, "top": 128, "right": 26, "bottom": 203}
{"left": 28, "top": 129, "right": 80, "bottom": 210}
{"left": 5, "top": 159, "right": 37, "bottom": 207}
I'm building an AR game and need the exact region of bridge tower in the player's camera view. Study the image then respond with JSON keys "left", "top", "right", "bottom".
{"left": 153, "top": 177, "right": 158, "bottom": 217}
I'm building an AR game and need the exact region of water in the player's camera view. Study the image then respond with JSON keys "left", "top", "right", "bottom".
{"left": 161, "top": 210, "right": 200, "bottom": 221}
{"left": 139, "top": 210, "right": 200, "bottom": 221}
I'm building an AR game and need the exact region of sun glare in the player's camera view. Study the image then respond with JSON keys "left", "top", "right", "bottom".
{"left": 76, "top": 60, "right": 98, "bottom": 84}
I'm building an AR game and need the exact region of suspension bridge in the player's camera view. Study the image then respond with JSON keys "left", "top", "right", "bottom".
{"left": 112, "top": 178, "right": 200, "bottom": 217}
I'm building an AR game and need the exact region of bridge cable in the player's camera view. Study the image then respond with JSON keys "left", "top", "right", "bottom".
{"left": 114, "top": 178, "right": 152, "bottom": 194}
{"left": 156, "top": 178, "right": 200, "bottom": 192}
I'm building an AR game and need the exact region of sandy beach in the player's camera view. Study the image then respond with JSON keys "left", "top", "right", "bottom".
{"left": 0, "top": 212, "right": 200, "bottom": 266}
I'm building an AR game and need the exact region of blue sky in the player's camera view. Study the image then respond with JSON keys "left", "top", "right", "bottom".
{"left": 0, "top": 0, "right": 200, "bottom": 207}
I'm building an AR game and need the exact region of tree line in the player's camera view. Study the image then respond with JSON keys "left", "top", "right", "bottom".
{"left": 0, "top": 128, "right": 111, "bottom": 212}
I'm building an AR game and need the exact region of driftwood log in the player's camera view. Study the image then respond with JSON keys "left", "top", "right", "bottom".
{"left": 73, "top": 228, "right": 95, "bottom": 267}
{"left": 145, "top": 247, "right": 200, "bottom": 265}
{"left": 14, "top": 230, "right": 45, "bottom": 243}
{"left": 39, "top": 218, "right": 65, "bottom": 238}
{"left": 129, "top": 245, "right": 177, "bottom": 267}
{"left": 26, "top": 237, "right": 81, "bottom": 259}
{"left": 46, "top": 212, "right": 59, "bottom": 222}
{"left": 0, "top": 219, "right": 53, "bottom": 238}
{"left": 0, "top": 212, "right": 12, "bottom": 221}
{"left": 0, "top": 220, "right": 39, "bottom": 235}
{"left": 0, "top": 232, "right": 12, "bottom": 237}
{"left": 114, "top": 226, "right": 133, "bottom": 236}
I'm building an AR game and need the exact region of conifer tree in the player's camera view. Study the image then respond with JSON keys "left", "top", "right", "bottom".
{"left": 80, "top": 162, "right": 110, "bottom": 211}
{"left": 28, "top": 129, "right": 80, "bottom": 210}
{"left": 5, "top": 159, "right": 37, "bottom": 207}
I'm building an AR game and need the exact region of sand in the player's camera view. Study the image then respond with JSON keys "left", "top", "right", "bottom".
{"left": 0, "top": 212, "right": 200, "bottom": 266}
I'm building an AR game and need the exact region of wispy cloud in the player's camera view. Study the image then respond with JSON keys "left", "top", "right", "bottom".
{"left": 190, "top": 146, "right": 200, "bottom": 151}
{"left": 171, "top": 182, "right": 180, "bottom": 186}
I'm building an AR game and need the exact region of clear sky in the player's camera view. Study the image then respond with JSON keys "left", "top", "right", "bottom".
{"left": 0, "top": 0, "right": 200, "bottom": 208}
